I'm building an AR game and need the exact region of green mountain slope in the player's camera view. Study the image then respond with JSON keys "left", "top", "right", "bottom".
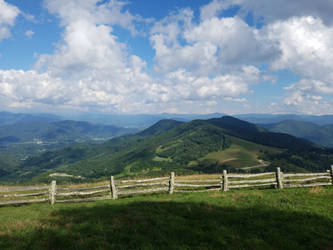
{"left": 262, "top": 120, "right": 333, "bottom": 148}
{"left": 1, "top": 116, "right": 332, "bottom": 184}
{"left": 139, "top": 119, "right": 183, "bottom": 136}
{"left": 208, "top": 116, "right": 315, "bottom": 150}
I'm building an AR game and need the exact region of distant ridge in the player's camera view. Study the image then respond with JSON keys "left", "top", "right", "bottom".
{"left": 0, "top": 111, "right": 61, "bottom": 125}
{"left": 206, "top": 116, "right": 315, "bottom": 150}
{"left": 261, "top": 119, "right": 333, "bottom": 148}
{"left": 235, "top": 113, "right": 333, "bottom": 125}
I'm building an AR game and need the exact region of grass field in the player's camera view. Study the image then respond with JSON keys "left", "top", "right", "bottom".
{"left": 0, "top": 186, "right": 332, "bottom": 249}
{"left": 190, "top": 136, "right": 281, "bottom": 169}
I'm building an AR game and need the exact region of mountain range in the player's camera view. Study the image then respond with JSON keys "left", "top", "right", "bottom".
{"left": 0, "top": 111, "right": 61, "bottom": 125}
{"left": 0, "top": 119, "right": 137, "bottom": 166}
{"left": 261, "top": 120, "right": 333, "bottom": 148}
{"left": 0, "top": 120, "right": 136, "bottom": 144}
{"left": 63, "top": 112, "right": 333, "bottom": 127}
{"left": 235, "top": 113, "right": 333, "bottom": 125}
{"left": 1, "top": 116, "right": 332, "bottom": 184}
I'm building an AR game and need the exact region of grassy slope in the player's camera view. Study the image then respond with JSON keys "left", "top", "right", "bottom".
{"left": 0, "top": 187, "right": 332, "bottom": 249}
{"left": 192, "top": 136, "right": 281, "bottom": 169}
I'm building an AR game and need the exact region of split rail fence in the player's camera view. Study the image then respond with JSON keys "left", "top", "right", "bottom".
{"left": 1, "top": 166, "right": 332, "bottom": 207}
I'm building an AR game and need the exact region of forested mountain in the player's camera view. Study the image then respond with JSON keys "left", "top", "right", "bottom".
{"left": 2, "top": 116, "right": 332, "bottom": 184}
{"left": 261, "top": 120, "right": 333, "bottom": 148}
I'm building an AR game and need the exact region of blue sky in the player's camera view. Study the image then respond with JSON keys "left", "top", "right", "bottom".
{"left": 0, "top": 0, "right": 332, "bottom": 115}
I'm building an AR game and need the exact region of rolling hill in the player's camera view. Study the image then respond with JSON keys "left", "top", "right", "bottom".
{"left": 2, "top": 116, "right": 332, "bottom": 184}
{"left": 261, "top": 120, "right": 333, "bottom": 148}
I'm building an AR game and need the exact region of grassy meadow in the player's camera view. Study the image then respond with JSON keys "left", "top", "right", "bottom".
{"left": 0, "top": 186, "right": 333, "bottom": 249}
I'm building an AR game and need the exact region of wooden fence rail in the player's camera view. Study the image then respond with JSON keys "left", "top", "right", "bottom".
{"left": 1, "top": 165, "right": 333, "bottom": 207}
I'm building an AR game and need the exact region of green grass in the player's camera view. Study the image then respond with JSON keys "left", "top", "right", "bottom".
{"left": 152, "top": 156, "right": 172, "bottom": 162}
{"left": 193, "top": 136, "right": 281, "bottom": 169}
{"left": 0, "top": 187, "right": 333, "bottom": 249}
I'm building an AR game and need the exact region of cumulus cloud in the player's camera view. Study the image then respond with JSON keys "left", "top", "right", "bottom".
{"left": 0, "top": 0, "right": 20, "bottom": 41}
{"left": 238, "top": 0, "right": 333, "bottom": 26}
{"left": 44, "top": 0, "right": 140, "bottom": 34}
{"left": 200, "top": 0, "right": 228, "bottom": 21}
{"left": 25, "top": 30, "right": 34, "bottom": 38}
{"left": 163, "top": 67, "right": 254, "bottom": 101}
{"left": 150, "top": 9, "right": 278, "bottom": 79}
{"left": 149, "top": 7, "right": 276, "bottom": 111}
{"left": 1, "top": 0, "right": 333, "bottom": 114}
{"left": 0, "top": 0, "right": 270, "bottom": 113}
{"left": 0, "top": 0, "right": 156, "bottom": 112}
{"left": 263, "top": 16, "right": 333, "bottom": 113}
{"left": 36, "top": 0, "right": 163, "bottom": 110}
{"left": 266, "top": 17, "right": 333, "bottom": 81}
{"left": 202, "top": 0, "right": 333, "bottom": 25}
{"left": 198, "top": 1, "right": 333, "bottom": 114}
{"left": 199, "top": 0, "right": 333, "bottom": 114}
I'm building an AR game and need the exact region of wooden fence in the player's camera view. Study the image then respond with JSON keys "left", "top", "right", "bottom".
{"left": 1, "top": 166, "right": 332, "bottom": 207}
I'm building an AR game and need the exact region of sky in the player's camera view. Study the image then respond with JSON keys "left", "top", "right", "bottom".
{"left": 0, "top": 0, "right": 333, "bottom": 115}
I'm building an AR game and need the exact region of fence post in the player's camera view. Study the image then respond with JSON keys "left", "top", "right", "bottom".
{"left": 330, "top": 165, "right": 333, "bottom": 185}
{"left": 276, "top": 167, "right": 283, "bottom": 189}
{"left": 222, "top": 170, "right": 229, "bottom": 192}
{"left": 110, "top": 176, "right": 118, "bottom": 200}
{"left": 169, "top": 172, "right": 175, "bottom": 194}
{"left": 49, "top": 180, "right": 56, "bottom": 206}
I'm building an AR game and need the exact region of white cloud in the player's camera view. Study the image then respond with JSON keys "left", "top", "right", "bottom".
{"left": 0, "top": 1, "right": 269, "bottom": 113}
{"left": 278, "top": 79, "right": 333, "bottom": 114}
{"left": 0, "top": 0, "right": 20, "bottom": 41}
{"left": 203, "top": 0, "right": 333, "bottom": 25}
{"left": 1, "top": 0, "right": 333, "bottom": 115}
{"left": 0, "top": 0, "right": 156, "bottom": 112}
{"left": 262, "top": 16, "right": 333, "bottom": 114}
{"left": 44, "top": 0, "right": 140, "bottom": 34}
{"left": 151, "top": 10, "right": 279, "bottom": 78}
{"left": 25, "top": 30, "right": 34, "bottom": 38}
{"left": 162, "top": 65, "right": 262, "bottom": 102}
{"left": 240, "top": 0, "right": 333, "bottom": 26}
{"left": 285, "top": 79, "right": 333, "bottom": 96}
{"left": 198, "top": 1, "right": 333, "bottom": 114}
{"left": 200, "top": 0, "right": 228, "bottom": 21}
{"left": 280, "top": 92, "right": 332, "bottom": 115}
{"left": 0, "top": 69, "right": 66, "bottom": 105}
{"left": 267, "top": 16, "right": 333, "bottom": 83}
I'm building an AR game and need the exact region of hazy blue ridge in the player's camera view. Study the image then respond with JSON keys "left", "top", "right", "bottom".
{"left": 261, "top": 119, "right": 333, "bottom": 148}
{"left": 235, "top": 114, "right": 333, "bottom": 125}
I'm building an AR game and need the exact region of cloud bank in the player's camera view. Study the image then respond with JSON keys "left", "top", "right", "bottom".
{"left": 0, "top": 0, "right": 333, "bottom": 114}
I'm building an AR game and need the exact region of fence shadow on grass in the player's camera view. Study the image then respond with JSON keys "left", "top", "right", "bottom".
{"left": 1, "top": 201, "right": 333, "bottom": 249}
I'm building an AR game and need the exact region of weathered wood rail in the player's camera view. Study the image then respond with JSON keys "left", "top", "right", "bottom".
{"left": 1, "top": 166, "right": 332, "bottom": 206}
